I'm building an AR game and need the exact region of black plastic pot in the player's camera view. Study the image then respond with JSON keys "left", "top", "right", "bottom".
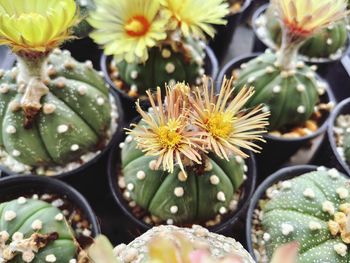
{"left": 100, "top": 46, "right": 219, "bottom": 125}
{"left": 0, "top": 46, "right": 15, "bottom": 70}
{"left": 0, "top": 174, "right": 101, "bottom": 236}
{"left": 209, "top": 0, "right": 252, "bottom": 64}
{"left": 218, "top": 53, "right": 335, "bottom": 179}
{"left": 312, "top": 98, "right": 350, "bottom": 176}
{"left": 251, "top": 4, "right": 350, "bottom": 76}
{"left": 245, "top": 165, "right": 319, "bottom": 260}
{"left": 107, "top": 136, "right": 257, "bottom": 240}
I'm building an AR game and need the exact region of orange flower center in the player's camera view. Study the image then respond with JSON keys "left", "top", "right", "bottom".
{"left": 125, "top": 15, "right": 150, "bottom": 37}
{"left": 283, "top": 19, "right": 312, "bottom": 37}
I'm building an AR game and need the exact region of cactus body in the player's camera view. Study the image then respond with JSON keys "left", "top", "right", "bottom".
{"left": 121, "top": 137, "right": 245, "bottom": 224}
{"left": 74, "top": 0, "right": 95, "bottom": 38}
{"left": 116, "top": 40, "right": 205, "bottom": 96}
{"left": 0, "top": 49, "right": 112, "bottom": 167}
{"left": 264, "top": 7, "right": 348, "bottom": 60}
{"left": 0, "top": 198, "right": 76, "bottom": 262}
{"left": 234, "top": 52, "right": 320, "bottom": 131}
{"left": 115, "top": 225, "right": 255, "bottom": 263}
{"left": 261, "top": 169, "right": 350, "bottom": 261}
{"left": 343, "top": 129, "right": 350, "bottom": 163}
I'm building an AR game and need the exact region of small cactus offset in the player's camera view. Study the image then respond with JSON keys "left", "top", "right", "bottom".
{"left": 0, "top": 198, "right": 77, "bottom": 262}
{"left": 0, "top": 0, "right": 117, "bottom": 173}
{"left": 119, "top": 78, "right": 269, "bottom": 225}
{"left": 88, "top": 0, "right": 229, "bottom": 97}
{"left": 264, "top": 6, "right": 349, "bottom": 60}
{"left": 259, "top": 167, "right": 350, "bottom": 262}
{"left": 113, "top": 225, "right": 255, "bottom": 263}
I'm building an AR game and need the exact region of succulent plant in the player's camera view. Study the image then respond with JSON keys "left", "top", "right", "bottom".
{"left": 74, "top": 0, "right": 96, "bottom": 38}
{"left": 0, "top": 0, "right": 117, "bottom": 174}
{"left": 342, "top": 128, "right": 350, "bottom": 164}
{"left": 264, "top": 6, "right": 349, "bottom": 60}
{"left": 259, "top": 167, "right": 350, "bottom": 261}
{"left": 235, "top": 0, "right": 348, "bottom": 131}
{"left": 113, "top": 225, "right": 255, "bottom": 263}
{"left": 119, "top": 78, "right": 268, "bottom": 225}
{"left": 0, "top": 197, "right": 77, "bottom": 262}
{"left": 88, "top": 0, "right": 229, "bottom": 98}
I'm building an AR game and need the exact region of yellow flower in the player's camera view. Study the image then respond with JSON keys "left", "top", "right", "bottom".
{"left": 190, "top": 77, "right": 269, "bottom": 160}
{"left": 127, "top": 84, "right": 203, "bottom": 175}
{"left": 160, "top": 0, "right": 229, "bottom": 38}
{"left": 88, "top": 0, "right": 168, "bottom": 63}
{"left": 271, "top": 0, "right": 348, "bottom": 36}
{"left": 0, "top": 0, "right": 77, "bottom": 53}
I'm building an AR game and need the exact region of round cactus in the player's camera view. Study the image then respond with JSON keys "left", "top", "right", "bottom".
{"left": 114, "top": 225, "right": 255, "bottom": 263}
{"left": 234, "top": 52, "right": 323, "bottom": 131}
{"left": 116, "top": 40, "right": 205, "bottom": 97}
{"left": 0, "top": 49, "right": 113, "bottom": 168}
{"left": 73, "top": 0, "right": 96, "bottom": 38}
{"left": 260, "top": 168, "right": 350, "bottom": 261}
{"left": 0, "top": 198, "right": 77, "bottom": 262}
{"left": 264, "top": 7, "right": 349, "bottom": 60}
{"left": 121, "top": 136, "right": 246, "bottom": 225}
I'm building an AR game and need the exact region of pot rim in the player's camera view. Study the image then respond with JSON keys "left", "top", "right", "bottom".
{"left": 217, "top": 52, "right": 336, "bottom": 143}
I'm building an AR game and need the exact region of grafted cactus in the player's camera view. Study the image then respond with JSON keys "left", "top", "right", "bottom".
{"left": 0, "top": 198, "right": 77, "bottom": 262}
{"left": 260, "top": 168, "right": 350, "bottom": 262}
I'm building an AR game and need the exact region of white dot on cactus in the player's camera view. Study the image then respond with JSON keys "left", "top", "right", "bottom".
{"left": 4, "top": 210, "right": 16, "bottom": 221}
{"left": 32, "top": 194, "right": 39, "bottom": 200}
{"left": 125, "top": 135, "right": 133, "bottom": 143}
{"left": 247, "top": 77, "right": 255, "bottom": 83}
{"left": 326, "top": 38, "right": 333, "bottom": 45}
{"left": 161, "top": 49, "right": 171, "bottom": 58}
{"left": 322, "top": 200, "right": 335, "bottom": 215}
{"left": 193, "top": 225, "right": 209, "bottom": 237}
{"left": 347, "top": 25, "right": 350, "bottom": 31}
{"left": 217, "top": 191, "right": 226, "bottom": 202}
{"left": 130, "top": 84, "right": 138, "bottom": 92}
{"left": 272, "top": 85, "right": 281, "bottom": 93}
{"left": 96, "top": 97, "right": 105, "bottom": 105}
{"left": 265, "top": 66, "right": 274, "bottom": 73}
{"left": 78, "top": 85, "right": 87, "bottom": 95}
{"left": 303, "top": 188, "right": 315, "bottom": 199}
{"left": 12, "top": 232, "right": 24, "bottom": 241}
{"left": 265, "top": 49, "right": 272, "bottom": 54}
{"left": 69, "top": 259, "right": 77, "bottom": 263}
{"left": 240, "top": 63, "right": 247, "bottom": 69}
{"left": 43, "top": 103, "right": 56, "bottom": 114}
{"left": 174, "top": 187, "right": 184, "bottom": 197}
{"left": 336, "top": 187, "right": 349, "bottom": 199}
{"left": 262, "top": 232, "right": 270, "bottom": 242}
{"left": 0, "top": 83, "right": 9, "bottom": 94}
{"left": 130, "top": 70, "right": 138, "bottom": 80}
{"left": 297, "top": 105, "right": 306, "bottom": 114}
{"left": 166, "top": 219, "right": 174, "bottom": 225}
{"left": 56, "top": 80, "right": 65, "bottom": 89}
{"left": 45, "top": 254, "right": 57, "bottom": 262}
{"left": 169, "top": 79, "right": 176, "bottom": 86}
{"left": 262, "top": 105, "right": 270, "bottom": 113}
{"left": 129, "top": 201, "right": 136, "bottom": 208}
{"left": 273, "top": 61, "right": 281, "bottom": 68}
{"left": 243, "top": 165, "right": 248, "bottom": 172}
{"left": 281, "top": 223, "right": 294, "bottom": 236}
{"left": 296, "top": 84, "right": 305, "bottom": 92}
{"left": 281, "top": 71, "right": 288, "bottom": 78}
{"left": 198, "top": 68, "right": 205, "bottom": 75}
{"left": 119, "top": 142, "right": 125, "bottom": 149}
{"left": 165, "top": 63, "right": 176, "bottom": 74}
{"left": 57, "top": 124, "right": 69, "bottom": 134}
{"left": 210, "top": 175, "right": 220, "bottom": 185}
{"left": 170, "top": 205, "right": 178, "bottom": 214}
{"left": 177, "top": 171, "right": 187, "bottom": 182}
{"left": 281, "top": 181, "right": 292, "bottom": 190}
{"left": 334, "top": 243, "right": 347, "bottom": 257}
{"left": 53, "top": 48, "right": 61, "bottom": 55}
{"left": 219, "top": 206, "right": 227, "bottom": 215}
{"left": 82, "top": 228, "right": 92, "bottom": 237}
{"left": 127, "top": 183, "right": 134, "bottom": 191}
{"left": 136, "top": 170, "right": 146, "bottom": 180}
{"left": 310, "top": 65, "right": 318, "bottom": 71}
{"left": 85, "top": 60, "right": 93, "bottom": 69}
{"left": 64, "top": 60, "right": 75, "bottom": 69}
{"left": 17, "top": 197, "right": 27, "bottom": 204}
{"left": 149, "top": 160, "right": 157, "bottom": 170}
{"left": 55, "top": 213, "right": 64, "bottom": 221}
{"left": 12, "top": 150, "right": 21, "bottom": 157}
{"left": 6, "top": 125, "right": 16, "bottom": 134}
{"left": 308, "top": 221, "right": 322, "bottom": 231}
{"left": 328, "top": 24, "right": 334, "bottom": 30}
{"left": 317, "top": 166, "right": 327, "bottom": 171}
{"left": 195, "top": 78, "right": 201, "bottom": 85}
{"left": 98, "top": 71, "right": 104, "bottom": 77}
{"left": 306, "top": 72, "right": 314, "bottom": 79}
{"left": 235, "top": 156, "right": 243, "bottom": 163}
{"left": 123, "top": 191, "right": 131, "bottom": 200}
{"left": 297, "top": 61, "right": 305, "bottom": 68}
{"left": 328, "top": 168, "right": 340, "bottom": 179}
{"left": 0, "top": 231, "right": 9, "bottom": 241}
{"left": 70, "top": 144, "right": 79, "bottom": 152}
{"left": 31, "top": 219, "right": 43, "bottom": 230}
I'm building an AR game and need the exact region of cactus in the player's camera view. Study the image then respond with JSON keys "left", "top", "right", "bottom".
{"left": 342, "top": 128, "right": 350, "bottom": 163}
{"left": 73, "top": 0, "right": 96, "bottom": 38}
{"left": 234, "top": 52, "right": 322, "bottom": 131}
{"left": 259, "top": 167, "right": 350, "bottom": 262}
{"left": 114, "top": 225, "right": 255, "bottom": 263}
{"left": 264, "top": 6, "right": 349, "bottom": 60}
{"left": 0, "top": 198, "right": 77, "bottom": 262}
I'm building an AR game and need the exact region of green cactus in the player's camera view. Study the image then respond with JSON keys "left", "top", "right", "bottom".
{"left": 260, "top": 168, "right": 350, "bottom": 262}
{"left": 120, "top": 136, "right": 246, "bottom": 225}
{"left": 0, "top": 198, "right": 77, "bottom": 262}
{"left": 342, "top": 128, "right": 350, "bottom": 164}
{"left": 74, "top": 0, "right": 96, "bottom": 38}
{"left": 115, "top": 39, "right": 205, "bottom": 97}
{"left": 114, "top": 225, "right": 255, "bottom": 262}
{"left": 264, "top": 6, "right": 349, "bottom": 60}
{"left": 234, "top": 52, "right": 323, "bottom": 131}
{"left": 0, "top": 49, "right": 113, "bottom": 168}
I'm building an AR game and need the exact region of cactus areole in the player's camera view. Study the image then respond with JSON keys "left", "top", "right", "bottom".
{"left": 0, "top": 0, "right": 118, "bottom": 174}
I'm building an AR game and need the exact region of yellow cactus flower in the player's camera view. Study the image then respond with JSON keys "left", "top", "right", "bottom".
{"left": 190, "top": 77, "right": 269, "bottom": 160}
{"left": 0, "top": 0, "right": 77, "bottom": 53}
{"left": 271, "top": 0, "right": 348, "bottom": 36}
{"left": 88, "top": 0, "right": 168, "bottom": 63}
{"left": 160, "top": 0, "right": 229, "bottom": 38}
